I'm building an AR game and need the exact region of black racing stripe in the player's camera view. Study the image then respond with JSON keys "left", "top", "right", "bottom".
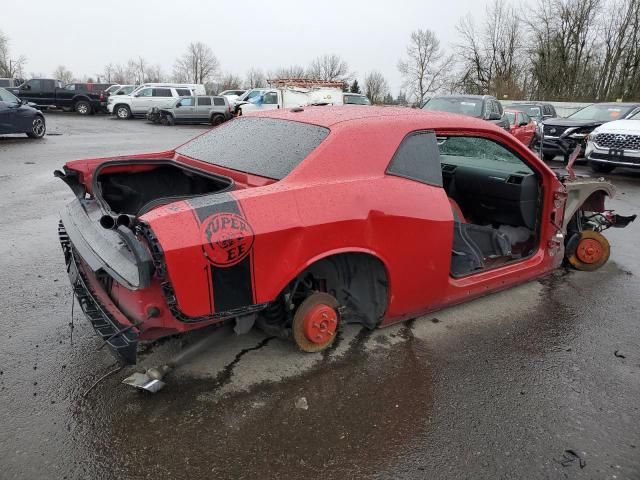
{"left": 188, "top": 193, "right": 253, "bottom": 313}
{"left": 212, "top": 256, "right": 254, "bottom": 311}
{"left": 189, "top": 193, "right": 240, "bottom": 223}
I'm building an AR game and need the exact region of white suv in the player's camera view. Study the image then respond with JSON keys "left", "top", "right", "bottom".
{"left": 108, "top": 86, "right": 195, "bottom": 119}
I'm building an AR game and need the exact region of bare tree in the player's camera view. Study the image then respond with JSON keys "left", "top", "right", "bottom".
{"left": 53, "top": 65, "right": 74, "bottom": 84}
{"left": 455, "top": 0, "right": 525, "bottom": 98}
{"left": 525, "top": 0, "right": 602, "bottom": 100}
{"left": 307, "top": 54, "right": 351, "bottom": 82}
{"left": 245, "top": 68, "right": 267, "bottom": 88}
{"left": 268, "top": 65, "right": 307, "bottom": 80}
{"left": 398, "top": 29, "right": 454, "bottom": 106}
{"left": 0, "top": 30, "right": 26, "bottom": 79}
{"left": 216, "top": 73, "right": 243, "bottom": 93}
{"left": 364, "top": 71, "right": 389, "bottom": 104}
{"left": 173, "top": 42, "right": 220, "bottom": 84}
{"left": 103, "top": 63, "right": 115, "bottom": 83}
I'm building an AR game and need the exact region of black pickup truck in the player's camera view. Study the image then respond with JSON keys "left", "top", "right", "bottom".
{"left": 11, "top": 78, "right": 108, "bottom": 115}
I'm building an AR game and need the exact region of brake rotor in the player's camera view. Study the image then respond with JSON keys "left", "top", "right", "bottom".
{"left": 566, "top": 230, "right": 610, "bottom": 271}
{"left": 292, "top": 292, "right": 340, "bottom": 353}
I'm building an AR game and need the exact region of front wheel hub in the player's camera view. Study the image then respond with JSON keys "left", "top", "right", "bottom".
{"left": 566, "top": 230, "right": 610, "bottom": 271}
{"left": 576, "top": 238, "right": 603, "bottom": 264}
{"left": 303, "top": 304, "right": 338, "bottom": 344}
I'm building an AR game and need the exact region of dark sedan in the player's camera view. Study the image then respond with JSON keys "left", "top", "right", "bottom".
{"left": 541, "top": 103, "right": 640, "bottom": 162}
{"left": 0, "top": 87, "right": 46, "bottom": 138}
{"left": 422, "top": 95, "right": 510, "bottom": 131}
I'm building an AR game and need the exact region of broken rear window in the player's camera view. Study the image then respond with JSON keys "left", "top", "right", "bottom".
{"left": 176, "top": 117, "right": 330, "bottom": 180}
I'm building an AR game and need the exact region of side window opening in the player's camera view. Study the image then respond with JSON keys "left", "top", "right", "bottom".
{"left": 386, "top": 130, "right": 443, "bottom": 187}
{"left": 436, "top": 136, "right": 541, "bottom": 278}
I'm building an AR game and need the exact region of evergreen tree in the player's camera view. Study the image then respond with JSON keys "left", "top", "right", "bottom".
{"left": 349, "top": 79, "right": 361, "bottom": 94}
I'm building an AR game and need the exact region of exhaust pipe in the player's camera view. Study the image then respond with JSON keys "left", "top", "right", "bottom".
{"left": 122, "top": 364, "right": 173, "bottom": 393}
{"left": 116, "top": 214, "right": 134, "bottom": 228}
{"left": 99, "top": 215, "right": 116, "bottom": 229}
{"left": 99, "top": 214, "right": 135, "bottom": 230}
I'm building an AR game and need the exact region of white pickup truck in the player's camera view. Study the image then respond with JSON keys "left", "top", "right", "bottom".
{"left": 238, "top": 85, "right": 344, "bottom": 114}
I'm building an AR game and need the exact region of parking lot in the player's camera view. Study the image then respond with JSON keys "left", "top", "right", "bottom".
{"left": 1, "top": 112, "right": 639, "bottom": 479}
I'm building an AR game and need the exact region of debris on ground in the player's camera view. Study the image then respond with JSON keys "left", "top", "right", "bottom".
{"left": 295, "top": 397, "right": 309, "bottom": 410}
{"left": 614, "top": 350, "right": 626, "bottom": 359}
{"left": 559, "top": 449, "right": 586, "bottom": 468}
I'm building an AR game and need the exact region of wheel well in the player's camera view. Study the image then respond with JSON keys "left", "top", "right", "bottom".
{"left": 115, "top": 103, "right": 129, "bottom": 110}
{"left": 289, "top": 252, "right": 389, "bottom": 329}
{"left": 73, "top": 97, "right": 90, "bottom": 104}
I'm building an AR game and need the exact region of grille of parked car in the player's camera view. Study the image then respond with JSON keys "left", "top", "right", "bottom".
{"left": 594, "top": 133, "right": 640, "bottom": 151}
{"left": 543, "top": 125, "right": 569, "bottom": 136}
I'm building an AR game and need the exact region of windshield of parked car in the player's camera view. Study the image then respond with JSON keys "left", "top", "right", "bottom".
{"left": 423, "top": 97, "right": 483, "bottom": 117}
{"left": 505, "top": 111, "right": 516, "bottom": 125}
{"left": 0, "top": 87, "right": 19, "bottom": 103}
{"left": 569, "top": 104, "right": 632, "bottom": 121}
{"left": 176, "top": 118, "right": 330, "bottom": 180}
{"left": 512, "top": 105, "right": 541, "bottom": 118}
{"left": 344, "top": 95, "right": 371, "bottom": 105}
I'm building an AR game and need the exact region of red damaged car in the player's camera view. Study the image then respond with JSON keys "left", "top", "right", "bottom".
{"left": 505, "top": 108, "right": 537, "bottom": 147}
{"left": 56, "top": 107, "right": 635, "bottom": 364}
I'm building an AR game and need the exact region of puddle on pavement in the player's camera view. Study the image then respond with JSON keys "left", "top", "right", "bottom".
{"left": 72, "top": 324, "right": 433, "bottom": 480}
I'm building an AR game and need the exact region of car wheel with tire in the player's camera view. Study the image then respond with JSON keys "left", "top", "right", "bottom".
{"left": 75, "top": 100, "right": 92, "bottom": 115}
{"left": 115, "top": 105, "right": 131, "bottom": 119}
{"left": 210, "top": 114, "right": 225, "bottom": 126}
{"left": 590, "top": 162, "right": 616, "bottom": 173}
{"left": 26, "top": 116, "right": 46, "bottom": 139}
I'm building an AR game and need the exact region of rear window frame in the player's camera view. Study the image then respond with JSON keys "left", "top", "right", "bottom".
{"left": 176, "top": 117, "right": 330, "bottom": 180}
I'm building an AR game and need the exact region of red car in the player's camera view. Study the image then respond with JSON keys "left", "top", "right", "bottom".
{"left": 56, "top": 107, "right": 634, "bottom": 364}
{"left": 505, "top": 108, "right": 537, "bottom": 146}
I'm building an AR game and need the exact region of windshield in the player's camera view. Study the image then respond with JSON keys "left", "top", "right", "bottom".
{"left": 569, "top": 104, "right": 633, "bottom": 122}
{"left": 176, "top": 118, "right": 330, "bottom": 180}
{"left": 105, "top": 85, "right": 120, "bottom": 93}
{"left": 423, "top": 97, "right": 483, "bottom": 117}
{"left": 0, "top": 87, "right": 19, "bottom": 103}
{"left": 0, "top": 87, "right": 20, "bottom": 103}
{"left": 344, "top": 95, "right": 371, "bottom": 105}
{"left": 511, "top": 105, "right": 541, "bottom": 118}
{"left": 505, "top": 112, "right": 516, "bottom": 124}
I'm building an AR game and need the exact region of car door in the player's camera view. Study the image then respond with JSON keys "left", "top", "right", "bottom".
{"left": 0, "top": 99, "right": 12, "bottom": 133}
{"left": 174, "top": 97, "right": 195, "bottom": 122}
{"left": 131, "top": 87, "right": 153, "bottom": 113}
{"left": 16, "top": 79, "right": 42, "bottom": 104}
{"left": 152, "top": 88, "right": 174, "bottom": 109}
{"left": 195, "top": 96, "right": 212, "bottom": 121}
{"left": 261, "top": 91, "right": 279, "bottom": 110}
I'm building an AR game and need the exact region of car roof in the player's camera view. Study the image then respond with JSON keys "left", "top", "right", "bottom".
{"left": 250, "top": 105, "right": 502, "bottom": 131}
{"left": 431, "top": 94, "right": 493, "bottom": 100}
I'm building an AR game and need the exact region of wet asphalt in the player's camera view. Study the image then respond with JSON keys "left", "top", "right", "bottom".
{"left": 0, "top": 112, "right": 639, "bottom": 480}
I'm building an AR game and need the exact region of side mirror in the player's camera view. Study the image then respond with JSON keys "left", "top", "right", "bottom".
{"left": 175, "top": 103, "right": 181, "bottom": 108}
{"left": 488, "top": 112, "right": 502, "bottom": 121}
{"left": 23, "top": 85, "right": 31, "bottom": 90}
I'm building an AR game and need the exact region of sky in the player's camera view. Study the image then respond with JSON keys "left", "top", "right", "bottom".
{"left": 3, "top": 0, "right": 496, "bottom": 94}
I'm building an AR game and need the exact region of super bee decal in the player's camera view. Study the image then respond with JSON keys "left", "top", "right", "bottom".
{"left": 188, "top": 194, "right": 256, "bottom": 313}
{"left": 200, "top": 212, "right": 255, "bottom": 267}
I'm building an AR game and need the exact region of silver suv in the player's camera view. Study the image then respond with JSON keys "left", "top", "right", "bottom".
{"left": 147, "top": 96, "right": 232, "bottom": 126}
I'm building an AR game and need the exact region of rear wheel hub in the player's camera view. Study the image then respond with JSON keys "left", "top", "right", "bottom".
{"left": 303, "top": 304, "right": 338, "bottom": 344}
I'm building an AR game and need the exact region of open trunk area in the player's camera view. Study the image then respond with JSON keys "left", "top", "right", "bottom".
{"left": 96, "top": 163, "right": 233, "bottom": 216}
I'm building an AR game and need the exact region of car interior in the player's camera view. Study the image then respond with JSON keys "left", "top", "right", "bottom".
{"left": 436, "top": 136, "right": 541, "bottom": 277}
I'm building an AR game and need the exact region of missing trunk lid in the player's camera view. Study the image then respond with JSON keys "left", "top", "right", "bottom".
{"left": 93, "top": 161, "right": 234, "bottom": 217}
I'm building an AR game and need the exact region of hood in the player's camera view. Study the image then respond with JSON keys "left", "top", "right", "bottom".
{"left": 592, "top": 119, "right": 640, "bottom": 135}
{"left": 542, "top": 117, "right": 604, "bottom": 128}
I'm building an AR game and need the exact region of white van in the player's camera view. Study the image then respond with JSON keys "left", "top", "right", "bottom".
{"left": 239, "top": 86, "right": 343, "bottom": 114}
{"left": 108, "top": 84, "right": 205, "bottom": 119}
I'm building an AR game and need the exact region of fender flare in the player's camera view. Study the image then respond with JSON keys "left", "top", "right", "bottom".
{"left": 562, "top": 179, "right": 616, "bottom": 233}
